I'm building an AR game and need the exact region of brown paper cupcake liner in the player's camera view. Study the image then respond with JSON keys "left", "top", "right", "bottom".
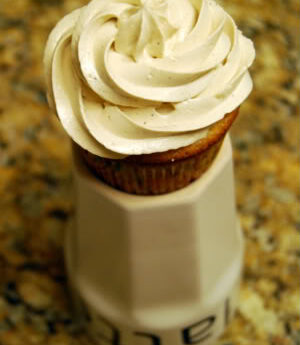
{"left": 79, "top": 136, "right": 224, "bottom": 195}
{"left": 77, "top": 108, "right": 239, "bottom": 195}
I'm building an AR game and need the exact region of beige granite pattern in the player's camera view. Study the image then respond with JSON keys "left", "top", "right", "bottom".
{"left": 0, "top": 0, "right": 299, "bottom": 344}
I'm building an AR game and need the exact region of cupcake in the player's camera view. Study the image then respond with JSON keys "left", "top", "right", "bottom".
{"left": 44, "top": 0, "right": 255, "bottom": 195}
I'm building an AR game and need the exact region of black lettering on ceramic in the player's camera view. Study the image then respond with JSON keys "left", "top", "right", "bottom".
{"left": 95, "top": 315, "right": 121, "bottom": 345}
{"left": 182, "top": 316, "right": 216, "bottom": 344}
{"left": 135, "top": 332, "right": 161, "bottom": 345}
{"left": 78, "top": 294, "right": 236, "bottom": 345}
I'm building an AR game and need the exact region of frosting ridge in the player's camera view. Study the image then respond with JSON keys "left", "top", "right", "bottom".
{"left": 44, "top": 0, "right": 255, "bottom": 158}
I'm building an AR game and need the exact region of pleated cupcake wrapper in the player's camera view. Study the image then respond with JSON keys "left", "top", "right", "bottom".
{"left": 80, "top": 137, "right": 224, "bottom": 195}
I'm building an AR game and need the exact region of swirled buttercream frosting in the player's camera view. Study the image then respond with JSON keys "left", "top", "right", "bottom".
{"left": 44, "top": 0, "right": 255, "bottom": 158}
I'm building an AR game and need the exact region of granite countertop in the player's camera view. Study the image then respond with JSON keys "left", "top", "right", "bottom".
{"left": 0, "top": 0, "right": 299, "bottom": 344}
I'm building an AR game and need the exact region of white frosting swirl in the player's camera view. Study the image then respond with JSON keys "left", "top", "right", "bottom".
{"left": 44, "top": 0, "right": 255, "bottom": 159}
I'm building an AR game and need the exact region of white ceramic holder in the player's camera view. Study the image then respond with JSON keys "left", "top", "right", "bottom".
{"left": 66, "top": 135, "right": 243, "bottom": 345}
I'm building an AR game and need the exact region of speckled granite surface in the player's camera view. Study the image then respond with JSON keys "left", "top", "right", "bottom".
{"left": 0, "top": 0, "right": 299, "bottom": 344}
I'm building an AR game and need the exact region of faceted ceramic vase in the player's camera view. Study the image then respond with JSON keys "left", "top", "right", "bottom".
{"left": 66, "top": 136, "right": 243, "bottom": 345}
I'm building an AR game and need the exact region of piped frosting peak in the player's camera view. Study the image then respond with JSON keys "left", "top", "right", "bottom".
{"left": 44, "top": 0, "right": 255, "bottom": 158}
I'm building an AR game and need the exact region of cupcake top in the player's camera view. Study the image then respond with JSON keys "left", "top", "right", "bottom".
{"left": 44, "top": 0, "right": 255, "bottom": 159}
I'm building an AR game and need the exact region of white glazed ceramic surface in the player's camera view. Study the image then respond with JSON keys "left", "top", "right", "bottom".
{"left": 66, "top": 136, "right": 244, "bottom": 345}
